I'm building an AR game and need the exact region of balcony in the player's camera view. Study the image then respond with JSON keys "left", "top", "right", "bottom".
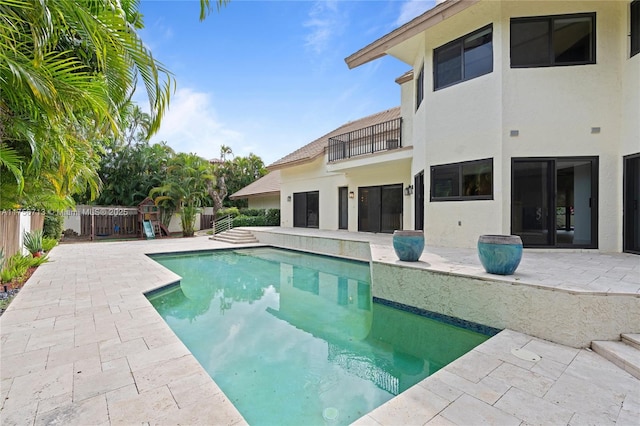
{"left": 328, "top": 118, "right": 402, "bottom": 163}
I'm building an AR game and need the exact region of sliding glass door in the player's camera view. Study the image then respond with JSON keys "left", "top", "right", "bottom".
{"left": 358, "top": 184, "right": 403, "bottom": 233}
{"left": 624, "top": 154, "right": 640, "bottom": 254}
{"left": 511, "top": 157, "right": 598, "bottom": 248}
{"left": 293, "top": 191, "right": 319, "bottom": 228}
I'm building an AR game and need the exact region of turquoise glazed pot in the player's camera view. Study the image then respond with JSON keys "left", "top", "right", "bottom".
{"left": 393, "top": 230, "right": 425, "bottom": 262}
{"left": 477, "top": 235, "right": 523, "bottom": 275}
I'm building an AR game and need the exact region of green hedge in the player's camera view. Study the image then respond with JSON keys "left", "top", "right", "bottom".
{"left": 232, "top": 215, "right": 266, "bottom": 227}
{"left": 239, "top": 208, "right": 264, "bottom": 217}
{"left": 231, "top": 209, "right": 280, "bottom": 227}
{"left": 265, "top": 209, "right": 280, "bottom": 226}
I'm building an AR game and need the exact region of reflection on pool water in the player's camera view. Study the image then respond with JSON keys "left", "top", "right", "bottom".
{"left": 148, "top": 247, "right": 492, "bottom": 426}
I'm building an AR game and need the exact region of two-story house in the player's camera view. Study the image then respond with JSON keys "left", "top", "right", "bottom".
{"left": 270, "top": 0, "right": 638, "bottom": 253}
{"left": 269, "top": 107, "right": 415, "bottom": 233}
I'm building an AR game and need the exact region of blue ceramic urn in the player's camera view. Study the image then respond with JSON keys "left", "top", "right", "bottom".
{"left": 392, "top": 230, "right": 425, "bottom": 262}
{"left": 477, "top": 235, "right": 523, "bottom": 275}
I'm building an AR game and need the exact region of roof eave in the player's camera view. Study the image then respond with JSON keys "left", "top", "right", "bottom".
{"left": 344, "top": 0, "right": 478, "bottom": 69}
{"left": 229, "top": 190, "right": 280, "bottom": 200}
{"left": 267, "top": 154, "right": 324, "bottom": 172}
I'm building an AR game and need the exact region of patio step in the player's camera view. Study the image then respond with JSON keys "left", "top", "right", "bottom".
{"left": 591, "top": 335, "right": 640, "bottom": 380}
{"left": 211, "top": 229, "right": 259, "bottom": 244}
{"left": 622, "top": 333, "right": 640, "bottom": 350}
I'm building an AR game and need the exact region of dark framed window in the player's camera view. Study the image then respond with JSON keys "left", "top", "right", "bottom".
{"left": 511, "top": 13, "right": 595, "bottom": 67}
{"left": 431, "top": 158, "right": 493, "bottom": 201}
{"left": 632, "top": 1, "right": 640, "bottom": 57}
{"left": 434, "top": 24, "right": 493, "bottom": 90}
{"left": 416, "top": 65, "right": 424, "bottom": 109}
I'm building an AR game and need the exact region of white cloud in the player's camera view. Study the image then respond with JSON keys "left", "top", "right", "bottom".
{"left": 395, "top": 0, "right": 438, "bottom": 27}
{"left": 303, "top": 0, "right": 343, "bottom": 55}
{"left": 148, "top": 88, "right": 243, "bottom": 161}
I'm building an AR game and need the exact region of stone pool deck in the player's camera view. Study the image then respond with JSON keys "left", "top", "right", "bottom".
{"left": 1, "top": 230, "right": 638, "bottom": 425}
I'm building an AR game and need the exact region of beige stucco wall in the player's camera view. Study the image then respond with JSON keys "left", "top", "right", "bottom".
{"left": 397, "top": 0, "right": 635, "bottom": 250}
{"left": 417, "top": 0, "right": 504, "bottom": 248}
{"left": 622, "top": 3, "right": 640, "bottom": 157}
{"left": 500, "top": 0, "right": 629, "bottom": 252}
{"left": 279, "top": 157, "right": 348, "bottom": 230}
{"left": 248, "top": 195, "right": 280, "bottom": 210}
{"left": 279, "top": 154, "right": 412, "bottom": 232}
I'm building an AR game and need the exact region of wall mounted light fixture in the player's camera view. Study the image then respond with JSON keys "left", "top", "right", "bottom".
{"left": 349, "top": 191, "right": 355, "bottom": 199}
{"left": 404, "top": 185, "right": 414, "bottom": 196}
{"left": 287, "top": 195, "right": 292, "bottom": 202}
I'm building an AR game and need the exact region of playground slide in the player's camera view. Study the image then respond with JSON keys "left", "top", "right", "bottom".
{"left": 143, "top": 220, "right": 155, "bottom": 239}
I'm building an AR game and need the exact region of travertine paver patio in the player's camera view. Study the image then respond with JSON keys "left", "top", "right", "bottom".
{"left": 0, "top": 230, "right": 638, "bottom": 425}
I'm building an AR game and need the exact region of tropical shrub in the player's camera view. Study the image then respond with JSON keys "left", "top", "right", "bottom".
{"left": 265, "top": 209, "right": 280, "bottom": 226}
{"left": 216, "top": 207, "right": 240, "bottom": 218}
{"left": 180, "top": 205, "right": 199, "bottom": 238}
{"left": 23, "top": 230, "right": 43, "bottom": 256}
{"left": 42, "top": 237, "right": 58, "bottom": 252}
{"left": 43, "top": 213, "right": 64, "bottom": 240}
{"left": 0, "top": 253, "right": 46, "bottom": 284}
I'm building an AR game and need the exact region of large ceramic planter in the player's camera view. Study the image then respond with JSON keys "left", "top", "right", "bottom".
{"left": 477, "top": 235, "right": 523, "bottom": 275}
{"left": 393, "top": 230, "right": 425, "bottom": 262}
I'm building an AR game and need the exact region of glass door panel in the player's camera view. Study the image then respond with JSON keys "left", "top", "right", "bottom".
{"left": 380, "top": 185, "right": 403, "bottom": 233}
{"left": 624, "top": 154, "right": 640, "bottom": 254}
{"left": 556, "top": 160, "right": 594, "bottom": 247}
{"left": 339, "top": 187, "right": 348, "bottom": 230}
{"left": 512, "top": 160, "right": 553, "bottom": 246}
{"left": 415, "top": 171, "right": 425, "bottom": 230}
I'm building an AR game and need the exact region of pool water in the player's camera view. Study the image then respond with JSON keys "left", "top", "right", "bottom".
{"left": 148, "top": 248, "right": 490, "bottom": 426}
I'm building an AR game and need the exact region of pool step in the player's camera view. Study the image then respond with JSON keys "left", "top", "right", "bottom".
{"left": 591, "top": 334, "right": 640, "bottom": 380}
{"left": 211, "top": 229, "right": 259, "bottom": 244}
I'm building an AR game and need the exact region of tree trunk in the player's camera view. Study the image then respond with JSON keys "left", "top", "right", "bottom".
{"left": 207, "top": 175, "right": 228, "bottom": 219}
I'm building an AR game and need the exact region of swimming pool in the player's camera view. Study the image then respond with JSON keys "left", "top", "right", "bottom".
{"left": 147, "top": 247, "right": 493, "bottom": 425}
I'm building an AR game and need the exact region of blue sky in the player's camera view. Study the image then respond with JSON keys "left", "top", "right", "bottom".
{"left": 138, "top": 0, "right": 438, "bottom": 166}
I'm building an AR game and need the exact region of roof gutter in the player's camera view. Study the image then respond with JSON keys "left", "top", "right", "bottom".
{"left": 344, "top": 0, "right": 479, "bottom": 69}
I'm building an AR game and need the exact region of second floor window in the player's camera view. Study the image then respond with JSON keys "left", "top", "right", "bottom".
{"left": 632, "top": 1, "right": 639, "bottom": 57}
{"left": 511, "top": 13, "right": 596, "bottom": 67}
{"left": 434, "top": 24, "right": 493, "bottom": 90}
{"left": 416, "top": 65, "right": 424, "bottom": 109}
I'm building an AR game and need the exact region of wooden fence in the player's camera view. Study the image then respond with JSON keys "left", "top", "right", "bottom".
{"left": 80, "top": 209, "right": 139, "bottom": 238}
{"left": 0, "top": 211, "right": 45, "bottom": 259}
{"left": 76, "top": 207, "right": 140, "bottom": 240}
{"left": 200, "top": 214, "right": 215, "bottom": 230}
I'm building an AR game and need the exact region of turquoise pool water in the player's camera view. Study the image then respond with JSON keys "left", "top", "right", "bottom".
{"left": 148, "top": 248, "right": 490, "bottom": 426}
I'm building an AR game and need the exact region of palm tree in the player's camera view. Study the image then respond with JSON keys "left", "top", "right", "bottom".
{"left": 0, "top": 0, "right": 175, "bottom": 210}
{"left": 151, "top": 153, "right": 214, "bottom": 237}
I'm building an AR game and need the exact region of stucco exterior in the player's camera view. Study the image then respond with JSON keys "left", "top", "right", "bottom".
{"left": 388, "top": 0, "right": 637, "bottom": 250}
{"left": 271, "top": 0, "right": 638, "bottom": 252}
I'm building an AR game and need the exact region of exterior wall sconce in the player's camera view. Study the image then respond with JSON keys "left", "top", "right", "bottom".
{"left": 404, "top": 185, "right": 413, "bottom": 196}
{"left": 349, "top": 191, "right": 355, "bottom": 199}
{"left": 287, "top": 195, "right": 291, "bottom": 202}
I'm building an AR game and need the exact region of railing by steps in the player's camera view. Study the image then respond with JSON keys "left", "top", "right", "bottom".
{"left": 214, "top": 215, "right": 233, "bottom": 235}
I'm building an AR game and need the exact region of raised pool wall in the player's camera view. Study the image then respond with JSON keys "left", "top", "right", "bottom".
{"left": 251, "top": 229, "right": 640, "bottom": 349}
